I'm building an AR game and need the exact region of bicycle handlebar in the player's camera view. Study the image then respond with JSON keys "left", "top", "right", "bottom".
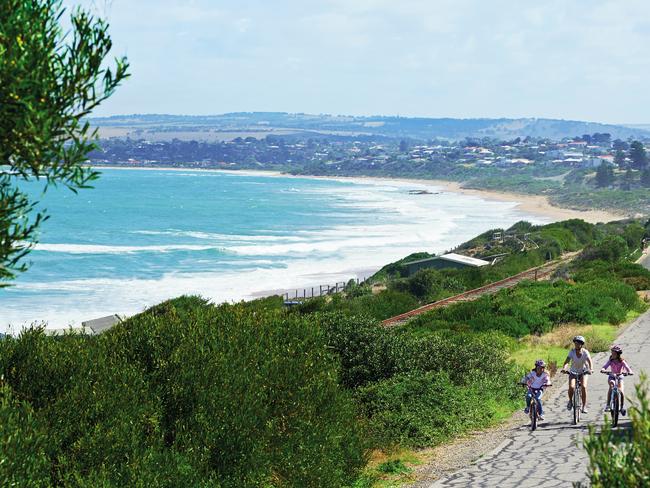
{"left": 560, "top": 370, "right": 592, "bottom": 375}
{"left": 601, "top": 371, "right": 633, "bottom": 376}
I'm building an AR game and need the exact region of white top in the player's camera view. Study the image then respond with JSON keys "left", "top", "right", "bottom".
{"left": 440, "top": 253, "right": 490, "bottom": 267}
{"left": 525, "top": 371, "right": 551, "bottom": 389}
{"left": 567, "top": 348, "right": 591, "bottom": 372}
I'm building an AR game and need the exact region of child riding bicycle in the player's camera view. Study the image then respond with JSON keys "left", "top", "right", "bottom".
{"left": 600, "top": 344, "right": 634, "bottom": 416}
{"left": 561, "top": 335, "right": 593, "bottom": 414}
{"left": 522, "top": 359, "right": 552, "bottom": 420}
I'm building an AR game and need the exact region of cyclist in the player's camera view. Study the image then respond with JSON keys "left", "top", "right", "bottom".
{"left": 600, "top": 345, "right": 633, "bottom": 416}
{"left": 561, "top": 335, "right": 593, "bottom": 414}
{"left": 523, "top": 359, "right": 552, "bottom": 420}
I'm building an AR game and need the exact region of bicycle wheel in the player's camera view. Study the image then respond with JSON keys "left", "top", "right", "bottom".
{"left": 573, "top": 384, "right": 581, "bottom": 424}
{"left": 531, "top": 400, "right": 537, "bottom": 431}
{"left": 612, "top": 391, "right": 619, "bottom": 427}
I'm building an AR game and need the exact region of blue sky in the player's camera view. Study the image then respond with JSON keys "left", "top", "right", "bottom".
{"left": 65, "top": 0, "right": 650, "bottom": 124}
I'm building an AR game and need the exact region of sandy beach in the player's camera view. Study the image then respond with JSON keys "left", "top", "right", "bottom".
{"left": 425, "top": 179, "right": 627, "bottom": 224}
{"left": 94, "top": 165, "right": 626, "bottom": 224}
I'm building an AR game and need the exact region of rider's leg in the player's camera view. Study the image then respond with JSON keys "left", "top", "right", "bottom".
{"left": 606, "top": 381, "right": 614, "bottom": 407}
{"left": 581, "top": 374, "right": 589, "bottom": 409}
{"left": 568, "top": 377, "right": 576, "bottom": 403}
{"left": 619, "top": 380, "right": 625, "bottom": 409}
{"left": 536, "top": 390, "right": 544, "bottom": 416}
{"left": 525, "top": 390, "right": 532, "bottom": 412}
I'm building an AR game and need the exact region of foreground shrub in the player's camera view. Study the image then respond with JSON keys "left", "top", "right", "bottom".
{"left": 0, "top": 384, "right": 50, "bottom": 487}
{"left": 355, "top": 372, "right": 496, "bottom": 448}
{"left": 0, "top": 297, "right": 367, "bottom": 487}
{"left": 583, "top": 375, "right": 650, "bottom": 487}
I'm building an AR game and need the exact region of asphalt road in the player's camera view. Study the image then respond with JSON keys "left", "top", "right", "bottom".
{"left": 427, "top": 254, "right": 650, "bottom": 488}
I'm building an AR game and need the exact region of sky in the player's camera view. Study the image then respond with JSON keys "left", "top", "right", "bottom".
{"left": 63, "top": 0, "right": 650, "bottom": 124}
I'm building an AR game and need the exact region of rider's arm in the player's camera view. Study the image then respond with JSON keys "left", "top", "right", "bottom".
{"left": 562, "top": 355, "right": 571, "bottom": 371}
{"left": 622, "top": 360, "right": 633, "bottom": 374}
{"left": 601, "top": 359, "right": 611, "bottom": 373}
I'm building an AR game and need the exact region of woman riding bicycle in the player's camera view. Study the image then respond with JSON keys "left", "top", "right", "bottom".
{"left": 523, "top": 359, "right": 552, "bottom": 421}
{"left": 600, "top": 344, "right": 633, "bottom": 416}
{"left": 561, "top": 335, "right": 593, "bottom": 414}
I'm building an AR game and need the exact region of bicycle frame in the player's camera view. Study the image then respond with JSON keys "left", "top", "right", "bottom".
{"left": 602, "top": 371, "right": 632, "bottom": 427}
{"left": 562, "top": 369, "right": 590, "bottom": 425}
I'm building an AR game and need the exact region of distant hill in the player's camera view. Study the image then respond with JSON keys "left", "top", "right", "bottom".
{"left": 90, "top": 112, "right": 650, "bottom": 141}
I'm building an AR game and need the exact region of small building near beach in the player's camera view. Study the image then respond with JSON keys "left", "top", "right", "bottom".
{"left": 404, "top": 253, "right": 491, "bottom": 276}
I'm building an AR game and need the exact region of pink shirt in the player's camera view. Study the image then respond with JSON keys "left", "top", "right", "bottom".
{"left": 602, "top": 359, "right": 633, "bottom": 375}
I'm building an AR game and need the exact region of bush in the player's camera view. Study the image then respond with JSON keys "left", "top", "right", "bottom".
{"left": 0, "top": 298, "right": 367, "bottom": 487}
{"left": 583, "top": 374, "right": 650, "bottom": 487}
{"left": 351, "top": 290, "right": 419, "bottom": 321}
{"left": 0, "top": 384, "right": 50, "bottom": 487}
{"left": 355, "top": 372, "right": 497, "bottom": 448}
{"left": 406, "top": 269, "right": 442, "bottom": 301}
{"left": 580, "top": 236, "right": 629, "bottom": 263}
{"left": 316, "top": 312, "right": 394, "bottom": 388}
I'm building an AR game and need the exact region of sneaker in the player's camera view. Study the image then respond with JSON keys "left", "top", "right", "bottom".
{"left": 538, "top": 415, "right": 545, "bottom": 421}
{"left": 604, "top": 405, "right": 611, "bottom": 412}
{"left": 581, "top": 407, "right": 589, "bottom": 414}
{"left": 524, "top": 407, "right": 530, "bottom": 414}
{"left": 621, "top": 408, "right": 627, "bottom": 416}
{"left": 567, "top": 401, "right": 573, "bottom": 410}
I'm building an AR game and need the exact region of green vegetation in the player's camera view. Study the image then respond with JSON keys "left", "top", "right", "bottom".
{"left": 0, "top": 298, "right": 366, "bottom": 487}
{"left": 582, "top": 374, "right": 650, "bottom": 487}
{"left": 1, "top": 218, "right": 648, "bottom": 486}
{"left": 0, "top": 0, "right": 129, "bottom": 282}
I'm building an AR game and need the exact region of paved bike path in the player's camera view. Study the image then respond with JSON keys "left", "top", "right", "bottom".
{"left": 428, "top": 308, "right": 650, "bottom": 488}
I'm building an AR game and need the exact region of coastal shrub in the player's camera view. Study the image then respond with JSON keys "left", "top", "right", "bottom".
{"left": 350, "top": 290, "right": 419, "bottom": 321}
{"left": 388, "top": 330, "right": 517, "bottom": 389}
{"left": 0, "top": 384, "right": 50, "bottom": 487}
{"left": 622, "top": 222, "right": 646, "bottom": 249}
{"left": 240, "top": 294, "right": 285, "bottom": 312}
{"left": 580, "top": 235, "right": 629, "bottom": 263}
{"left": 583, "top": 375, "right": 650, "bottom": 487}
{"left": 355, "top": 371, "right": 495, "bottom": 448}
{"left": 0, "top": 298, "right": 367, "bottom": 487}
{"left": 106, "top": 301, "right": 368, "bottom": 487}
{"left": 406, "top": 269, "right": 442, "bottom": 301}
{"left": 316, "top": 312, "right": 394, "bottom": 388}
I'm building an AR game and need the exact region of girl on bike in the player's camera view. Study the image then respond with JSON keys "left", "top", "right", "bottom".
{"left": 600, "top": 344, "right": 633, "bottom": 416}
{"left": 561, "top": 335, "right": 593, "bottom": 414}
{"left": 523, "top": 359, "right": 552, "bottom": 420}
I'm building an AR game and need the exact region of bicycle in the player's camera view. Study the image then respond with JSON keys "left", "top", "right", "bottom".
{"left": 601, "top": 371, "right": 633, "bottom": 427}
{"left": 526, "top": 386, "right": 549, "bottom": 431}
{"left": 562, "top": 369, "right": 591, "bottom": 425}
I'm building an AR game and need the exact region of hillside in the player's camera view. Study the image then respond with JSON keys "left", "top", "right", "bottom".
{"left": 2, "top": 218, "right": 650, "bottom": 486}
{"left": 90, "top": 113, "right": 650, "bottom": 141}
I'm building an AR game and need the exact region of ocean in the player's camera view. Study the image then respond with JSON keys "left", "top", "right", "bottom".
{"left": 1, "top": 168, "right": 548, "bottom": 331}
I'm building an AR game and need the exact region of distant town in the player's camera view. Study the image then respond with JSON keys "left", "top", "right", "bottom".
{"left": 90, "top": 130, "right": 650, "bottom": 216}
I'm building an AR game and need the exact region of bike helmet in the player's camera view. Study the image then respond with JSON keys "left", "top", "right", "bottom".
{"left": 611, "top": 345, "right": 623, "bottom": 354}
{"left": 535, "top": 359, "right": 546, "bottom": 368}
{"left": 573, "top": 335, "right": 585, "bottom": 344}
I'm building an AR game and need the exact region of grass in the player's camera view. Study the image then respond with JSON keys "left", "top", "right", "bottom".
{"left": 353, "top": 449, "right": 422, "bottom": 488}
{"left": 508, "top": 313, "right": 646, "bottom": 372}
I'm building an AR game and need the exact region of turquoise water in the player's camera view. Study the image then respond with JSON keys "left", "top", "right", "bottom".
{"left": 1, "top": 169, "right": 547, "bottom": 330}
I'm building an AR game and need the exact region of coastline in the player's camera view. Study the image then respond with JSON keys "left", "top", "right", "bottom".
{"left": 94, "top": 165, "right": 627, "bottom": 224}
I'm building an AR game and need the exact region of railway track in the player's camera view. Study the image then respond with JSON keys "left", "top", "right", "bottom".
{"left": 381, "top": 252, "right": 578, "bottom": 327}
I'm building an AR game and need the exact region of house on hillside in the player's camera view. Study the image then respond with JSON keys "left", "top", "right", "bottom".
{"left": 405, "top": 253, "right": 491, "bottom": 276}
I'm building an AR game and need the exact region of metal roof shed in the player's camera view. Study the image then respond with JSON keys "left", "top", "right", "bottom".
{"left": 82, "top": 314, "right": 121, "bottom": 335}
{"left": 405, "top": 253, "right": 490, "bottom": 275}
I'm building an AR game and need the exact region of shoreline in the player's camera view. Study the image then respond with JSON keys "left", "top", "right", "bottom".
{"left": 93, "top": 165, "right": 627, "bottom": 224}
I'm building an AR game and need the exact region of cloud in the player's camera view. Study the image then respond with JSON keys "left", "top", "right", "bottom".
{"left": 61, "top": 0, "right": 650, "bottom": 123}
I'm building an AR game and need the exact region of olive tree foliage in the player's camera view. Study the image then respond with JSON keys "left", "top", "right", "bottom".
{"left": 0, "top": 0, "right": 128, "bottom": 283}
